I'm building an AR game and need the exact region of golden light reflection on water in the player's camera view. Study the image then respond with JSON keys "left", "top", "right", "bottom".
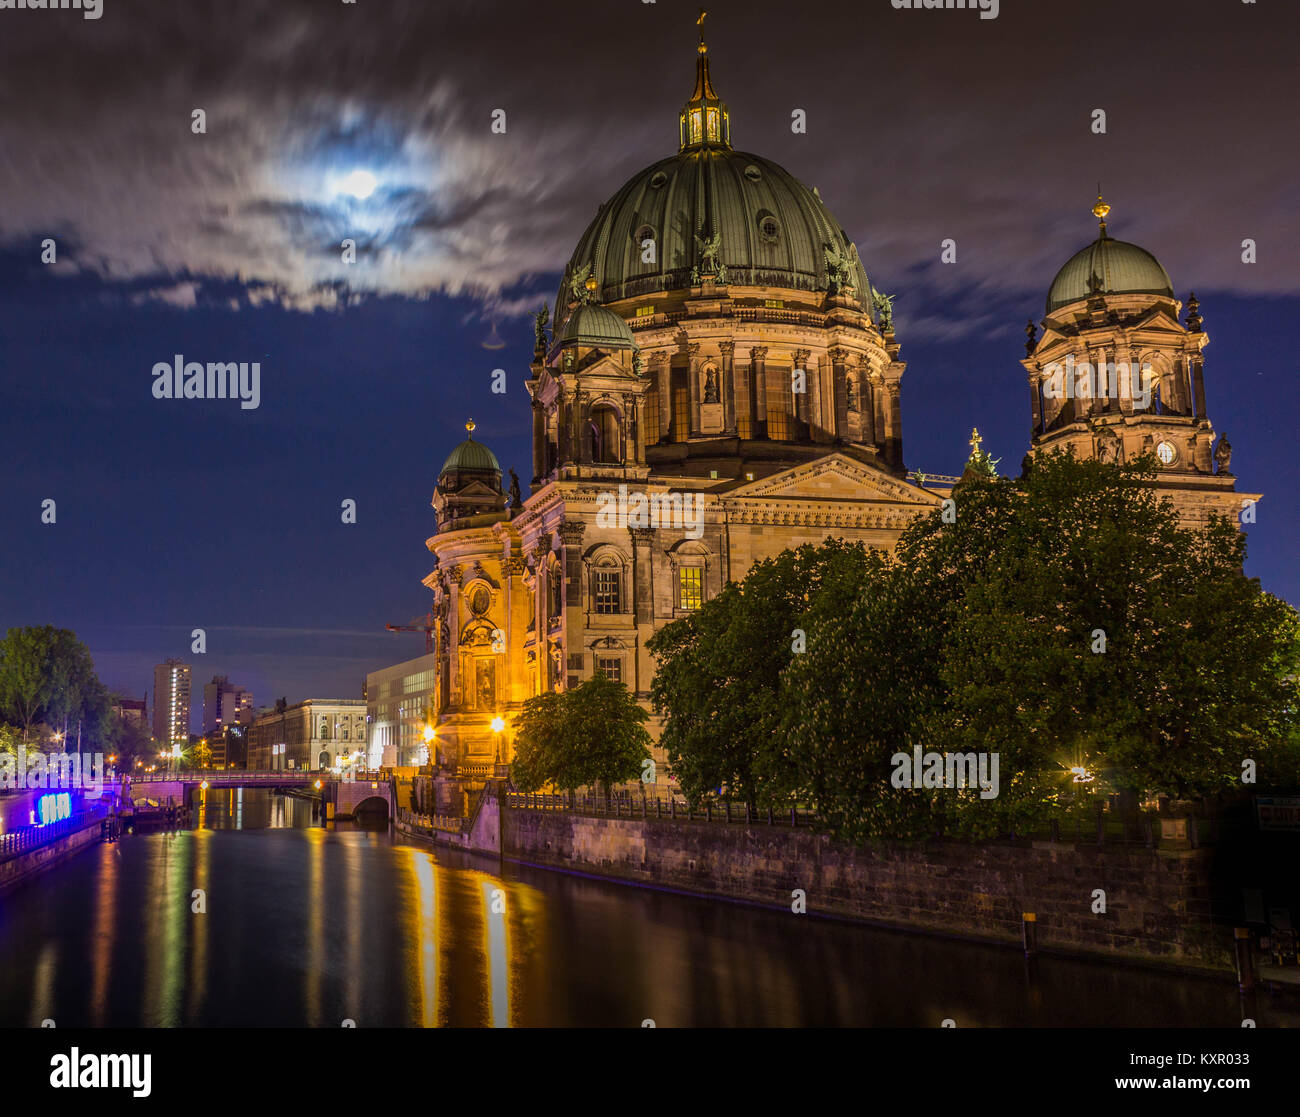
{"left": 403, "top": 847, "right": 440, "bottom": 1026}
{"left": 304, "top": 826, "right": 326, "bottom": 1024}
{"left": 186, "top": 815, "right": 211, "bottom": 1024}
{"left": 89, "top": 840, "right": 119, "bottom": 1025}
{"left": 481, "top": 879, "right": 509, "bottom": 1027}
{"left": 141, "top": 832, "right": 189, "bottom": 1026}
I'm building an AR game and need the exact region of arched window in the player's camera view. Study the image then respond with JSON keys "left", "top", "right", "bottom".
{"left": 589, "top": 404, "right": 621, "bottom": 463}
{"left": 319, "top": 717, "right": 331, "bottom": 741}
{"left": 318, "top": 751, "right": 330, "bottom": 769}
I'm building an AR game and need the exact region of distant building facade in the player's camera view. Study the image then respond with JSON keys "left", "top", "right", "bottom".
{"left": 202, "top": 676, "right": 254, "bottom": 737}
{"left": 152, "top": 659, "right": 191, "bottom": 743}
{"left": 365, "top": 653, "right": 438, "bottom": 770}
{"left": 247, "top": 698, "right": 367, "bottom": 771}
{"left": 111, "top": 697, "right": 147, "bottom": 724}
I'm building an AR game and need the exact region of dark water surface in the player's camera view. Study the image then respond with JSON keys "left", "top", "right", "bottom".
{"left": 0, "top": 789, "right": 1288, "bottom": 1027}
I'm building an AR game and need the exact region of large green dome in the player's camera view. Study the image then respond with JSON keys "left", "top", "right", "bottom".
{"left": 1047, "top": 234, "right": 1173, "bottom": 313}
{"left": 558, "top": 148, "right": 872, "bottom": 316}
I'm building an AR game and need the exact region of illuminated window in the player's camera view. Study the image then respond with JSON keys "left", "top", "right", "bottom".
{"left": 690, "top": 110, "right": 702, "bottom": 144}
{"left": 706, "top": 108, "right": 719, "bottom": 141}
{"left": 766, "top": 369, "right": 791, "bottom": 440}
{"left": 672, "top": 370, "right": 689, "bottom": 443}
{"left": 595, "top": 656, "right": 622, "bottom": 683}
{"left": 643, "top": 385, "right": 661, "bottom": 444}
{"left": 678, "top": 567, "right": 703, "bottom": 611}
{"left": 593, "top": 569, "right": 621, "bottom": 615}
{"left": 636, "top": 305, "right": 656, "bottom": 318}
{"left": 764, "top": 299, "right": 784, "bottom": 309}
{"left": 735, "top": 366, "right": 752, "bottom": 439}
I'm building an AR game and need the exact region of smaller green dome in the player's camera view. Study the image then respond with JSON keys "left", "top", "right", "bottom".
{"left": 1047, "top": 235, "right": 1173, "bottom": 313}
{"left": 440, "top": 420, "right": 501, "bottom": 475}
{"left": 556, "top": 303, "right": 637, "bottom": 350}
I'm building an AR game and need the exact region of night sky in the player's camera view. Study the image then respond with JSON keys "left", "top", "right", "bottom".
{"left": 1, "top": 0, "right": 1296, "bottom": 727}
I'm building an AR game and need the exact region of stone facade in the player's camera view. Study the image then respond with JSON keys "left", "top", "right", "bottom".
{"left": 247, "top": 698, "right": 367, "bottom": 772}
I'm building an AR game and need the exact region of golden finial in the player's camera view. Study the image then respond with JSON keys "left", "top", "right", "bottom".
{"left": 584, "top": 273, "right": 598, "bottom": 295}
{"left": 465, "top": 418, "right": 476, "bottom": 437}
{"left": 697, "top": 8, "right": 708, "bottom": 52}
{"left": 1092, "top": 186, "right": 1110, "bottom": 235}
{"left": 969, "top": 427, "right": 983, "bottom": 454}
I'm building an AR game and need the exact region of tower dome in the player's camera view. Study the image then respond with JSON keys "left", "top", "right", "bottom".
{"left": 1046, "top": 195, "right": 1173, "bottom": 313}
{"left": 554, "top": 24, "right": 872, "bottom": 329}
{"left": 439, "top": 418, "right": 501, "bottom": 476}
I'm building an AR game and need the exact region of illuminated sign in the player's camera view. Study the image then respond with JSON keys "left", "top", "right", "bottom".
{"left": 37, "top": 793, "right": 72, "bottom": 825}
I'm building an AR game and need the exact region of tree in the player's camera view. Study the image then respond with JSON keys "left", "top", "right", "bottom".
{"left": 780, "top": 451, "right": 1300, "bottom": 842}
{"left": 512, "top": 674, "right": 651, "bottom": 793}
{"left": 648, "top": 538, "right": 875, "bottom": 810}
{"left": 0, "top": 626, "right": 102, "bottom": 743}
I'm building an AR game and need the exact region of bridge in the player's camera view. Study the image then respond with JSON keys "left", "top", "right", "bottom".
{"left": 125, "top": 770, "right": 395, "bottom": 821}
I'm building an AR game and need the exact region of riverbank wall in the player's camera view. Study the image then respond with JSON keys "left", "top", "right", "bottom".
{"left": 0, "top": 819, "right": 104, "bottom": 895}
{"left": 493, "top": 801, "right": 1230, "bottom": 972}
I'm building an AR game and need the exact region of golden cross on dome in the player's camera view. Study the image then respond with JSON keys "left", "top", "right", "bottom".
{"left": 697, "top": 8, "right": 707, "bottom": 51}
{"left": 969, "top": 427, "right": 983, "bottom": 455}
{"left": 465, "top": 418, "right": 476, "bottom": 437}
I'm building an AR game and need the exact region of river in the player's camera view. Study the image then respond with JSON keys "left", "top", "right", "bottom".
{"left": 0, "top": 788, "right": 1287, "bottom": 1027}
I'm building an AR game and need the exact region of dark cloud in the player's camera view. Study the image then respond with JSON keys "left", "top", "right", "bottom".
{"left": 0, "top": 0, "right": 1295, "bottom": 327}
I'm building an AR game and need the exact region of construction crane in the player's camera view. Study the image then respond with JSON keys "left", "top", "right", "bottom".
{"left": 385, "top": 612, "right": 437, "bottom": 654}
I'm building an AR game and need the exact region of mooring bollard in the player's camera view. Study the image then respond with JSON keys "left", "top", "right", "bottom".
{"left": 1022, "top": 912, "right": 1038, "bottom": 957}
{"left": 1234, "top": 927, "right": 1256, "bottom": 992}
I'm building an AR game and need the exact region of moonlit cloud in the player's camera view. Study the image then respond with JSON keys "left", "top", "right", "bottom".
{"left": 0, "top": 0, "right": 1295, "bottom": 330}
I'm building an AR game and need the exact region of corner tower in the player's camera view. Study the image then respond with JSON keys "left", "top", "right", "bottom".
{"left": 1023, "top": 196, "right": 1256, "bottom": 528}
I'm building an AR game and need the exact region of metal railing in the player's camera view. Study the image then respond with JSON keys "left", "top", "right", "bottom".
{"left": 0, "top": 804, "right": 109, "bottom": 864}
{"left": 131, "top": 770, "right": 315, "bottom": 784}
{"left": 503, "top": 791, "right": 819, "bottom": 826}
{"left": 397, "top": 807, "right": 466, "bottom": 835}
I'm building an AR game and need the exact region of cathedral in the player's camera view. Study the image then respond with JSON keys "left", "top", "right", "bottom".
{"left": 419, "top": 31, "right": 1249, "bottom": 789}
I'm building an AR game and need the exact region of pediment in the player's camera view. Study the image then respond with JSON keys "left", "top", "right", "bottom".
{"left": 724, "top": 453, "right": 939, "bottom": 506}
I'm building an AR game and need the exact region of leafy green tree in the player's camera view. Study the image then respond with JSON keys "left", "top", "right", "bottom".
{"left": 648, "top": 539, "right": 875, "bottom": 809}
{"left": 512, "top": 674, "right": 651, "bottom": 793}
{"left": 0, "top": 626, "right": 102, "bottom": 742}
{"left": 781, "top": 451, "right": 1300, "bottom": 842}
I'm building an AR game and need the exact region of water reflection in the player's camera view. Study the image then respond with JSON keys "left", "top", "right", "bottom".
{"left": 0, "top": 788, "right": 1292, "bottom": 1028}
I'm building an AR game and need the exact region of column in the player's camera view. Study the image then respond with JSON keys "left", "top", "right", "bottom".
{"left": 884, "top": 377, "right": 903, "bottom": 467}
{"left": 793, "top": 348, "right": 811, "bottom": 437}
{"left": 829, "top": 347, "right": 849, "bottom": 441}
{"left": 576, "top": 391, "right": 591, "bottom": 464}
{"left": 1191, "top": 356, "right": 1207, "bottom": 420}
{"left": 655, "top": 354, "right": 671, "bottom": 443}
{"left": 531, "top": 401, "right": 545, "bottom": 481}
{"left": 1029, "top": 375, "right": 1043, "bottom": 437}
{"left": 688, "top": 343, "right": 702, "bottom": 437}
{"left": 751, "top": 346, "right": 768, "bottom": 439}
{"left": 720, "top": 341, "right": 737, "bottom": 435}
{"left": 861, "top": 374, "right": 877, "bottom": 445}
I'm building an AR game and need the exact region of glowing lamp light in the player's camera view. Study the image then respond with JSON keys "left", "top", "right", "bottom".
{"left": 314, "top": 780, "right": 322, "bottom": 790}
{"left": 1070, "top": 766, "right": 1095, "bottom": 784}
{"left": 423, "top": 724, "right": 435, "bottom": 742}
{"left": 335, "top": 169, "right": 377, "bottom": 199}
{"left": 490, "top": 717, "right": 505, "bottom": 733}
{"left": 200, "top": 780, "right": 209, "bottom": 790}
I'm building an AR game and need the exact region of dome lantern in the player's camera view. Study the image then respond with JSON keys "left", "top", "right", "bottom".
{"left": 679, "top": 10, "right": 730, "bottom": 152}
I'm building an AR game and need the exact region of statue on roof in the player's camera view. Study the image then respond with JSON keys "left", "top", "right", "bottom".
{"left": 870, "top": 286, "right": 894, "bottom": 332}
{"left": 1214, "top": 432, "right": 1233, "bottom": 476}
{"left": 534, "top": 303, "right": 550, "bottom": 351}
{"left": 570, "top": 263, "right": 594, "bottom": 305}
{"left": 695, "top": 230, "right": 722, "bottom": 275}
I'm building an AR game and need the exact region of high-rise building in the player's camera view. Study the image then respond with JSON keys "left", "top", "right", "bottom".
{"left": 202, "top": 675, "right": 255, "bottom": 737}
{"left": 152, "top": 659, "right": 191, "bottom": 744}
